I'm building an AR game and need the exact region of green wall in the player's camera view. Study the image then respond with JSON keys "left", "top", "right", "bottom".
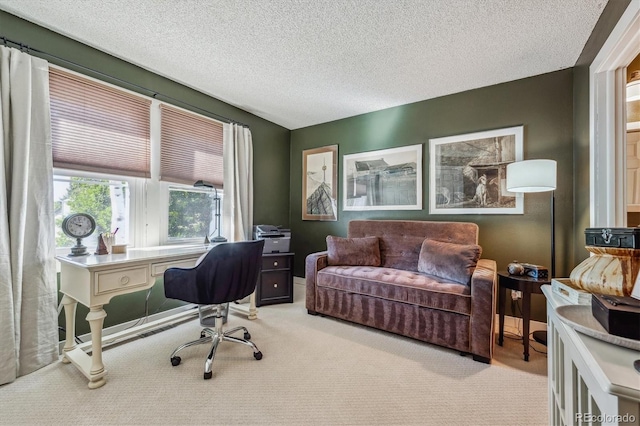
{"left": 289, "top": 0, "right": 631, "bottom": 323}
{"left": 290, "top": 70, "right": 574, "bottom": 321}
{"left": 0, "top": 11, "right": 291, "bottom": 336}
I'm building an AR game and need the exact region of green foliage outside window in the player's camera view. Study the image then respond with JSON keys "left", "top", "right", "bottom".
{"left": 54, "top": 177, "right": 214, "bottom": 247}
{"left": 55, "top": 178, "right": 113, "bottom": 247}
{"left": 168, "top": 190, "right": 214, "bottom": 239}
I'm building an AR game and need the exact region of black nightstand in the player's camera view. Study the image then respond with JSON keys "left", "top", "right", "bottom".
{"left": 497, "top": 271, "right": 550, "bottom": 361}
{"left": 256, "top": 253, "right": 294, "bottom": 307}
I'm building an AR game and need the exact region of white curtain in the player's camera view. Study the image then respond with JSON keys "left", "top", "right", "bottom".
{"left": 222, "top": 123, "right": 253, "bottom": 242}
{"left": 0, "top": 46, "right": 58, "bottom": 385}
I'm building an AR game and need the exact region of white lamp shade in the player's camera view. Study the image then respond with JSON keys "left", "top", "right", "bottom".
{"left": 506, "top": 159, "right": 557, "bottom": 193}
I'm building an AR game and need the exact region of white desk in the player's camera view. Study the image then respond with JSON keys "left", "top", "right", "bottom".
{"left": 57, "top": 245, "right": 258, "bottom": 389}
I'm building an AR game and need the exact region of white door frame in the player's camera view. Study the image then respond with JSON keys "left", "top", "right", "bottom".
{"left": 590, "top": 1, "right": 640, "bottom": 227}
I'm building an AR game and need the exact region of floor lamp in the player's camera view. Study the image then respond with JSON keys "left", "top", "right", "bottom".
{"left": 193, "top": 180, "right": 227, "bottom": 243}
{"left": 506, "top": 159, "right": 557, "bottom": 346}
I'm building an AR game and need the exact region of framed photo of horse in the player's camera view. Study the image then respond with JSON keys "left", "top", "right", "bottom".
{"left": 429, "top": 126, "right": 523, "bottom": 214}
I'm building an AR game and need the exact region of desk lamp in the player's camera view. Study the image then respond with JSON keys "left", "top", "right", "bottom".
{"left": 193, "top": 180, "right": 227, "bottom": 243}
{"left": 506, "top": 159, "right": 557, "bottom": 345}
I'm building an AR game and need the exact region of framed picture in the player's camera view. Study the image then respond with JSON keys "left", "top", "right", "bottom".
{"left": 429, "top": 126, "right": 523, "bottom": 214}
{"left": 343, "top": 144, "right": 422, "bottom": 211}
{"left": 302, "top": 145, "right": 338, "bottom": 221}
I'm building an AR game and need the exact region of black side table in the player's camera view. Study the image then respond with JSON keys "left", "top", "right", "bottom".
{"left": 497, "top": 271, "right": 550, "bottom": 361}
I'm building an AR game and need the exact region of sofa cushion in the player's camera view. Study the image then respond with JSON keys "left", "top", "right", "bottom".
{"left": 326, "top": 236, "right": 381, "bottom": 266}
{"left": 316, "top": 265, "right": 471, "bottom": 315}
{"left": 347, "top": 220, "right": 479, "bottom": 272}
{"left": 418, "top": 239, "right": 482, "bottom": 285}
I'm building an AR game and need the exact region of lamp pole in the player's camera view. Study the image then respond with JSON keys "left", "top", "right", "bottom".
{"left": 551, "top": 190, "right": 555, "bottom": 278}
{"left": 210, "top": 187, "right": 227, "bottom": 243}
{"left": 193, "top": 180, "right": 227, "bottom": 243}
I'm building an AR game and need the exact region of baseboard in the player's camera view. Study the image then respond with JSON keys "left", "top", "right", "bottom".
{"left": 499, "top": 314, "right": 547, "bottom": 336}
{"left": 58, "top": 303, "right": 199, "bottom": 353}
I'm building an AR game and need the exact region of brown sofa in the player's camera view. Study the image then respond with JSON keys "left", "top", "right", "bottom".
{"left": 305, "top": 220, "right": 497, "bottom": 363}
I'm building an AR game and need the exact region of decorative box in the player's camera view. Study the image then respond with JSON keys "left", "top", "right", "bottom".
{"left": 551, "top": 278, "right": 591, "bottom": 305}
{"left": 591, "top": 293, "right": 640, "bottom": 340}
{"left": 584, "top": 227, "right": 640, "bottom": 249}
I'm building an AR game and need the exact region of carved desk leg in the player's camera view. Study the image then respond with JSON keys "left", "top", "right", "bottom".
{"left": 248, "top": 292, "right": 258, "bottom": 320}
{"left": 86, "top": 306, "right": 108, "bottom": 389}
{"left": 61, "top": 294, "right": 77, "bottom": 364}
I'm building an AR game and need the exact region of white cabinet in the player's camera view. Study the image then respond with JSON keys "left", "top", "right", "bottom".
{"left": 543, "top": 285, "right": 640, "bottom": 425}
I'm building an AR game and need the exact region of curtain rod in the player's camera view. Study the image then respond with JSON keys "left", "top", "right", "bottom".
{"left": 0, "top": 36, "right": 249, "bottom": 128}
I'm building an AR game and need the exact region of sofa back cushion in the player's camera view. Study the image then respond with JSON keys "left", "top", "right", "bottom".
{"left": 348, "top": 220, "right": 479, "bottom": 272}
{"left": 326, "top": 235, "right": 381, "bottom": 266}
{"left": 418, "top": 239, "right": 482, "bottom": 285}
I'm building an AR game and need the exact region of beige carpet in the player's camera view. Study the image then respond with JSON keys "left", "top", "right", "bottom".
{"left": 0, "top": 284, "right": 547, "bottom": 425}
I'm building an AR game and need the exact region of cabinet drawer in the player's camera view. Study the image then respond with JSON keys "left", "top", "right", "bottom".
{"left": 262, "top": 255, "right": 290, "bottom": 271}
{"left": 95, "top": 266, "right": 149, "bottom": 295}
{"left": 260, "top": 271, "right": 290, "bottom": 299}
{"left": 151, "top": 258, "right": 198, "bottom": 277}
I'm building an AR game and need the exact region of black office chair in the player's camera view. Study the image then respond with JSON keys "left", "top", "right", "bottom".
{"left": 164, "top": 240, "right": 265, "bottom": 379}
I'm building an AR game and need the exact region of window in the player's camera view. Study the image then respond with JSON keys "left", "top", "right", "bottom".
{"left": 159, "top": 104, "right": 223, "bottom": 186}
{"left": 49, "top": 67, "right": 151, "bottom": 178}
{"left": 167, "top": 186, "right": 223, "bottom": 242}
{"left": 53, "top": 173, "right": 131, "bottom": 254}
{"left": 49, "top": 66, "right": 226, "bottom": 250}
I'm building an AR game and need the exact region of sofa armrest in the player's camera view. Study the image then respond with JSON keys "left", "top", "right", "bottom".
{"left": 469, "top": 258, "right": 497, "bottom": 361}
{"left": 305, "top": 251, "right": 328, "bottom": 313}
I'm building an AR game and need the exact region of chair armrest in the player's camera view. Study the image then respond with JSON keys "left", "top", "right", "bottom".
{"left": 164, "top": 267, "right": 200, "bottom": 304}
{"left": 305, "top": 251, "right": 328, "bottom": 312}
{"left": 469, "top": 258, "right": 497, "bottom": 361}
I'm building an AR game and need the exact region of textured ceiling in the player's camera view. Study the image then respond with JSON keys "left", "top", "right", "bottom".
{"left": 0, "top": 0, "right": 607, "bottom": 130}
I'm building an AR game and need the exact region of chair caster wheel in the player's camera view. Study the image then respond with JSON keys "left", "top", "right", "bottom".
{"left": 171, "top": 356, "right": 181, "bottom": 366}
{"left": 254, "top": 351, "right": 263, "bottom": 360}
{"left": 244, "top": 332, "right": 251, "bottom": 340}
{"left": 204, "top": 371, "right": 212, "bottom": 380}
{"left": 200, "top": 331, "right": 206, "bottom": 338}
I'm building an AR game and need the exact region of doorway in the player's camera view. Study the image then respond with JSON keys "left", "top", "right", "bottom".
{"left": 590, "top": 2, "right": 640, "bottom": 227}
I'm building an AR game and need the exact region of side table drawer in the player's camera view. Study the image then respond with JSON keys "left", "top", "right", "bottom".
{"left": 260, "top": 271, "right": 290, "bottom": 300}
{"left": 262, "top": 255, "right": 290, "bottom": 271}
{"left": 95, "top": 266, "right": 149, "bottom": 295}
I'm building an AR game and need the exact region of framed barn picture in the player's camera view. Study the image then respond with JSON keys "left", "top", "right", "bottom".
{"left": 429, "top": 126, "right": 523, "bottom": 214}
{"left": 343, "top": 144, "right": 422, "bottom": 211}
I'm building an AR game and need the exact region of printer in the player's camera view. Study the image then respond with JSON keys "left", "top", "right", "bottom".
{"left": 253, "top": 225, "right": 291, "bottom": 253}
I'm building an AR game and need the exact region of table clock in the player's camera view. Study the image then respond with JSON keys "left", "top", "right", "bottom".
{"left": 62, "top": 212, "right": 96, "bottom": 257}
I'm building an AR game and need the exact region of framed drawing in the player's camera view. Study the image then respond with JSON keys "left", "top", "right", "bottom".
{"left": 429, "top": 126, "right": 523, "bottom": 214}
{"left": 302, "top": 145, "right": 338, "bottom": 221}
{"left": 343, "top": 144, "right": 422, "bottom": 211}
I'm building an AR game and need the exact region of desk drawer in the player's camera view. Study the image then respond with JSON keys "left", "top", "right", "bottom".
{"left": 151, "top": 258, "right": 198, "bottom": 277}
{"left": 95, "top": 266, "right": 149, "bottom": 295}
{"left": 262, "top": 255, "right": 290, "bottom": 271}
{"left": 259, "top": 271, "right": 290, "bottom": 300}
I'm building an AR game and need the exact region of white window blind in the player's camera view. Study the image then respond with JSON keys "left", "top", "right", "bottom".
{"left": 49, "top": 68, "right": 151, "bottom": 178}
{"left": 160, "top": 105, "right": 224, "bottom": 187}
